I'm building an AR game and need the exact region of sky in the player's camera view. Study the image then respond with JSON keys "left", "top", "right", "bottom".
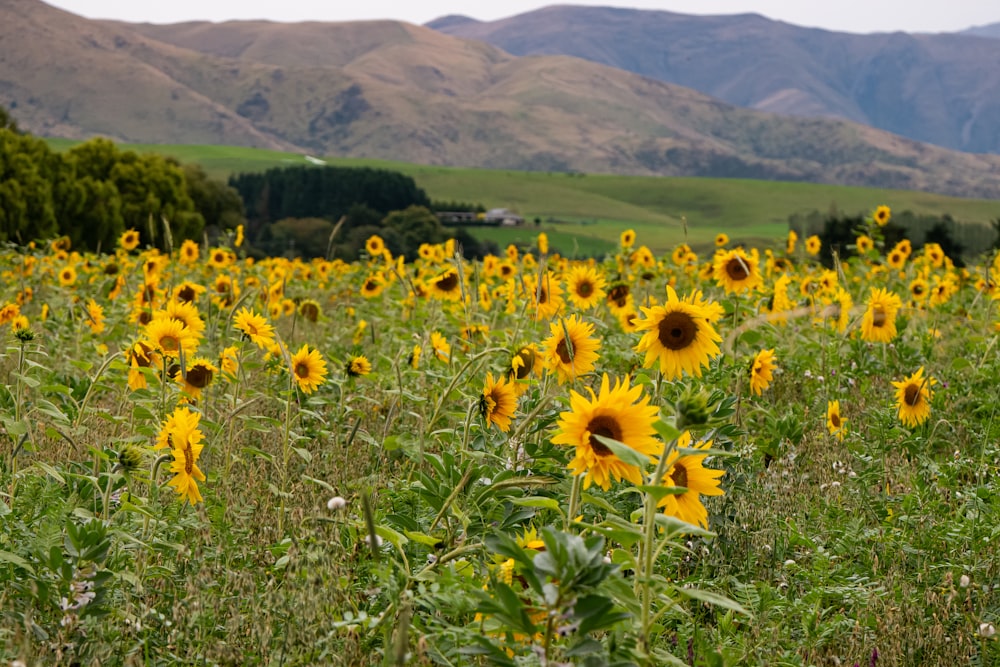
{"left": 41, "top": 0, "right": 1000, "bottom": 34}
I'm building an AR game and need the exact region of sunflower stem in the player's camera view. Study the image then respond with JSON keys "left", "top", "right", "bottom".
{"left": 565, "top": 472, "right": 583, "bottom": 531}
{"left": 638, "top": 436, "right": 678, "bottom": 658}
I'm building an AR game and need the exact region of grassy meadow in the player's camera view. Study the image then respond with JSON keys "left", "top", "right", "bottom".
{"left": 45, "top": 139, "right": 1000, "bottom": 255}
{"left": 2, "top": 213, "right": 1000, "bottom": 666}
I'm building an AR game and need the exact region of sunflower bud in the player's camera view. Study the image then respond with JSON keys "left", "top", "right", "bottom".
{"left": 117, "top": 445, "right": 144, "bottom": 473}
{"left": 675, "top": 388, "right": 711, "bottom": 429}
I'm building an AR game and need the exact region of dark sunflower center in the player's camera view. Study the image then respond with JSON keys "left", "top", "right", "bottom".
{"left": 577, "top": 281, "right": 593, "bottom": 298}
{"left": 608, "top": 285, "right": 629, "bottom": 304}
{"left": 672, "top": 463, "right": 689, "bottom": 488}
{"left": 161, "top": 335, "right": 179, "bottom": 353}
{"left": 178, "top": 286, "right": 196, "bottom": 303}
{"left": 831, "top": 413, "right": 841, "bottom": 428}
{"left": 215, "top": 280, "right": 230, "bottom": 294}
{"left": 587, "top": 416, "right": 622, "bottom": 456}
{"left": 904, "top": 384, "right": 921, "bottom": 406}
{"left": 184, "top": 445, "right": 194, "bottom": 474}
{"left": 364, "top": 280, "right": 378, "bottom": 292}
{"left": 872, "top": 307, "right": 887, "bottom": 327}
{"left": 186, "top": 365, "right": 213, "bottom": 389}
{"left": 138, "top": 311, "right": 152, "bottom": 326}
{"left": 555, "top": 338, "right": 574, "bottom": 364}
{"left": 104, "top": 263, "right": 119, "bottom": 275}
{"left": 436, "top": 272, "right": 459, "bottom": 292}
{"left": 300, "top": 302, "right": 319, "bottom": 322}
{"left": 725, "top": 258, "right": 749, "bottom": 281}
{"left": 657, "top": 311, "right": 697, "bottom": 351}
{"left": 295, "top": 362, "right": 310, "bottom": 379}
{"left": 913, "top": 285, "right": 924, "bottom": 296}
{"left": 890, "top": 253, "right": 902, "bottom": 264}
{"left": 514, "top": 349, "right": 534, "bottom": 379}
{"left": 537, "top": 286, "right": 548, "bottom": 304}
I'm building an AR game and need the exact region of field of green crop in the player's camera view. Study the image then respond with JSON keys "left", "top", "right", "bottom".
{"left": 46, "top": 140, "right": 1000, "bottom": 254}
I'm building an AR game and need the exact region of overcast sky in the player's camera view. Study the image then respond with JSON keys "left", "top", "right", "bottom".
{"left": 41, "top": 0, "right": 1000, "bottom": 34}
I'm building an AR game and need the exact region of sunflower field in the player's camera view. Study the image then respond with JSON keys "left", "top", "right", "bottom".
{"left": 1, "top": 208, "right": 1000, "bottom": 666}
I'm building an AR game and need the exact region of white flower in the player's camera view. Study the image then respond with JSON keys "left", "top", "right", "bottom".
{"left": 979, "top": 622, "right": 996, "bottom": 638}
{"left": 364, "top": 534, "right": 384, "bottom": 548}
{"left": 327, "top": 496, "right": 347, "bottom": 511}
{"left": 960, "top": 574, "right": 971, "bottom": 588}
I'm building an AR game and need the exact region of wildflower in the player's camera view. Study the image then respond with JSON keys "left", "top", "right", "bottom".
{"left": 564, "top": 264, "right": 606, "bottom": 311}
{"left": 659, "top": 431, "right": 726, "bottom": 529}
{"left": 552, "top": 374, "right": 660, "bottom": 491}
{"left": 537, "top": 232, "right": 549, "bottom": 255}
{"left": 177, "top": 358, "right": 217, "bottom": 398}
{"left": 346, "top": 355, "right": 372, "bottom": 377}
{"left": 826, "top": 400, "right": 846, "bottom": 440}
{"left": 327, "top": 496, "right": 347, "bottom": 511}
{"left": 119, "top": 229, "right": 140, "bottom": 251}
{"left": 430, "top": 331, "right": 450, "bottom": 362}
{"left": 620, "top": 229, "right": 636, "bottom": 249}
{"left": 365, "top": 235, "right": 385, "bottom": 256}
{"left": 749, "top": 349, "right": 777, "bottom": 396}
{"left": 542, "top": 315, "right": 600, "bottom": 384}
{"left": 892, "top": 367, "right": 934, "bottom": 428}
{"left": 290, "top": 344, "right": 328, "bottom": 394}
{"left": 713, "top": 247, "right": 763, "bottom": 294}
{"left": 714, "top": 233, "right": 729, "bottom": 247}
{"left": 480, "top": 372, "right": 517, "bottom": 432}
{"left": 58, "top": 265, "right": 77, "bottom": 287}
{"left": 633, "top": 286, "right": 721, "bottom": 381}
{"left": 805, "top": 235, "right": 821, "bottom": 256}
{"left": 786, "top": 230, "right": 798, "bottom": 254}
{"left": 860, "top": 288, "right": 902, "bottom": 343}
{"left": 234, "top": 224, "right": 245, "bottom": 248}
{"left": 143, "top": 317, "right": 198, "bottom": 357}
{"left": 873, "top": 205, "right": 891, "bottom": 227}
{"left": 298, "top": 299, "right": 321, "bottom": 323}
{"left": 233, "top": 307, "right": 276, "bottom": 350}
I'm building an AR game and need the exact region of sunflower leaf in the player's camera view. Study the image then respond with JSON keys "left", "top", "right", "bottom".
{"left": 653, "top": 419, "right": 682, "bottom": 442}
{"left": 675, "top": 447, "right": 737, "bottom": 458}
{"left": 653, "top": 513, "right": 716, "bottom": 538}
{"left": 591, "top": 434, "right": 651, "bottom": 470}
{"left": 510, "top": 496, "right": 562, "bottom": 511}
{"left": 674, "top": 586, "right": 751, "bottom": 616}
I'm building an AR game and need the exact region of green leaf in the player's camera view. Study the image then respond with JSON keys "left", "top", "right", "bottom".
{"left": 30, "top": 461, "right": 65, "bottom": 485}
{"left": 301, "top": 475, "right": 336, "bottom": 494}
{"left": 292, "top": 446, "right": 312, "bottom": 463}
{"left": 653, "top": 418, "right": 682, "bottom": 442}
{"left": 591, "top": 434, "right": 651, "bottom": 470}
{"left": 0, "top": 550, "right": 35, "bottom": 574}
{"left": 375, "top": 525, "right": 409, "bottom": 549}
{"left": 653, "top": 514, "right": 716, "bottom": 538}
{"left": 510, "top": 496, "right": 561, "bottom": 511}
{"left": 675, "top": 586, "right": 751, "bottom": 616}
{"left": 403, "top": 531, "right": 444, "bottom": 547}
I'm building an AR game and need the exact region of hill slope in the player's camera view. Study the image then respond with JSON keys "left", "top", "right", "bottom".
{"left": 5, "top": 0, "right": 1000, "bottom": 197}
{"left": 962, "top": 22, "right": 1000, "bottom": 39}
{"left": 428, "top": 5, "right": 1000, "bottom": 155}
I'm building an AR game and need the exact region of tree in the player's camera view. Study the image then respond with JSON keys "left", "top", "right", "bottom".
{"left": 182, "top": 163, "right": 246, "bottom": 240}
{"left": 0, "top": 129, "right": 58, "bottom": 243}
{"left": 0, "top": 105, "right": 19, "bottom": 133}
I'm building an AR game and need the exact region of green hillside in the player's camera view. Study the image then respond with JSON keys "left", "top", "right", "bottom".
{"left": 46, "top": 139, "right": 1000, "bottom": 254}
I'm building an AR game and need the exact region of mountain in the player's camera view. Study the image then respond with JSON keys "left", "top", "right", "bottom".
{"left": 5, "top": 0, "right": 1000, "bottom": 198}
{"left": 962, "top": 22, "right": 1000, "bottom": 39}
{"left": 428, "top": 5, "right": 1000, "bottom": 156}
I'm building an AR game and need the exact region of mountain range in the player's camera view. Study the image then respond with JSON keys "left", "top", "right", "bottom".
{"left": 429, "top": 6, "right": 1000, "bottom": 156}
{"left": 3, "top": 0, "right": 1000, "bottom": 198}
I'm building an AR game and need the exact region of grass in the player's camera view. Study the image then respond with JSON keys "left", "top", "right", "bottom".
{"left": 46, "top": 139, "right": 1000, "bottom": 253}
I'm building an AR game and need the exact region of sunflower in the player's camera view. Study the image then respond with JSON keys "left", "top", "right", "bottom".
{"left": 671, "top": 244, "right": 692, "bottom": 267}
{"left": 365, "top": 235, "right": 386, "bottom": 257}
{"left": 620, "top": 229, "right": 636, "bottom": 249}
{"left": 119, "top": 229, "right": 140, "bottom": 251}
{"left": 542, "top": 315, "right": 601, "bottom": 384}
{"left": 211, "top": 274, "right": 239, "bottom": 307}
{"left": 179, "top": 239, "right": 200, "bottom": 264}
{"left": 480, "top": 372, "right": 517, "bottom": 432}
{"left": 143, "top": 317, "right": 199, "bottom": 357}
{"left": 233, "top": 307, "right": 276, "bottom": 350}
{"left": 290, "top": 344, "right": 328, "bottom": 393}
{"left": 155, "top": 406, "right": 206, "bottom": 503}
{"left": 537, "top": 232, "right": 549, "bottom": 255}
{"left": 658, "top": 431, "right": 725, "bottom": 529}
{"left": 509, "top": 343, "right": 542, "bottom": 381}
{"left": 713, "top": 247, "right": 763, "bottom": 294}
{"left": 909, "top": 277, "right": 929, "bottom": 302}
{"left": 529, "top": 272, "right": 564, "bottom": 320}
{"left": 360, "top": 272, "right": 387, "bottom": 299}
{"left": 894, "top": 239, "right": 913, "bottom": 259}
{"left": 127, "top": 341, "right": 158, "bottom": 391}
{"left": 802, "top": 235, "right": 821, "bottom": 256}
{"left": 748, "top": 349, "right": 777, "bottom": 396}
{"left": 826, "top": 400, "right": 846, "bottom": 440}
{"left": 85, "top": 299, "right": 105, "bottom": 334}
{"left": 873, "top": 205, "right": 891, "bottom": 227}
{"left": 177, "top": 358, "right": 217, "bottom": 398}
{"left": 633, "top": 286, "right": 721, "bottom": 381}
{"left": 831, "top": 288, "right": 853, "bottom": 333}
{"left": 208, "top": 248, "right": 232, "bottom": 269}
{"left": 298, "top": 299, "right": 321, "bottom": 323}
{"left": 430, "top": 331, "right": 451, "bottom": 362}
{"left": 887, "top": 249, "right": 906, "bottom": 271}
{"left": 786, "top": 230, "right": 798, "bottom": 255}
{"left": 564, "top": 264, "right": 606, "bottom": 311}
{"left": 219, "top": 345, "right": 239, "bottom": 377}
{"left": 551, "top": 373, "right": 660, "bottom": 491}
{"left": 605, "top": 283, "right": 632, "bottom": 315}
{"left": 714, "top": 233, "right": 729, "bottom": 247}
{"left": 860, "top": 288, "right": 902, "bottom": 343}
{"left": 617, "top": 307, "right": 640, "bottom": 333}
{"left": 234, "top": 224, "right": 245, "bottom": 248}
{"left": 892, "top": 367, "right": 934, "bottom": 428}
{"left": 58, "top": 265, "right": 77, "bottom": 287}
{"left": 346, "top": 355, "right": 372, "bottom": 377}
{"left": 173, "top": 281, "right": 206, "bottom": 304}
{"left": 856, "top": 235, "right": 874, "bottom": 254}
{"left": 408, "top": 344, "right": 422, "bottom": 369}
{"left": 156, "top": 300, "right": 206, "bottom": 337}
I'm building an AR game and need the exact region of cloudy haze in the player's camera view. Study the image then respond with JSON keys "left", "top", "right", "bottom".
{"left": 41, "top": 0, "right": 1000, "bottom": 34}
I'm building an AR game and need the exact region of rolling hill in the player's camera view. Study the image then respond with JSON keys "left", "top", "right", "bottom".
{"left": 428, "top": 5, "right": 1000, "bottom": 155}
{"left": 5, "top": 0, "right": 1000, "bottom": 198}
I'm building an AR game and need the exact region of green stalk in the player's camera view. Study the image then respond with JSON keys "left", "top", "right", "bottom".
{"left": 638, "top": 436, "right": 678, "bottom": 657}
